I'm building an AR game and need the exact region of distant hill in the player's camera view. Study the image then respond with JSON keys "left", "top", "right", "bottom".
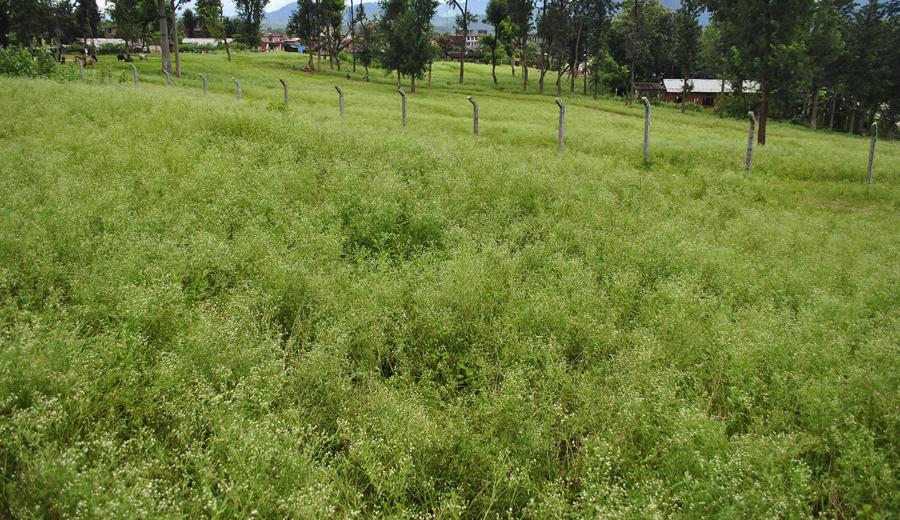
{"left": 262, "top": 0, "right": 702, "bottom": 36}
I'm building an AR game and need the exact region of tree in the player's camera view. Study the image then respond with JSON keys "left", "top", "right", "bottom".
{"left": 707, "top": 0, "right": 815, "bottom": 144}
{"left": 196, "top": 0, "right": 230, "bottom": 60}
{"left": 616, "top": 0, "right": 670, "bottom": 104}
{"left": 435, "top": 31, "right": 454, "bottom": 58}
{"left": 447, "top": 0, "right": 477, "bottom": 83}
{"left": 322, "top": 0, "right": 345, "bottom": 70}
{"left": 804, "top": 0, "right": 843, "bottom": 130}
{"left": 378, "top": 0, "right": 439, "bottom": 92}
{"left": 74, "top": 0, "right": 101, "bottom": 53}
{"left": 287, "top": 0, "right": 319, "bottom": 69}
{"left": 484, "top": 0, "right": 507, "bottom": 83}
{"left": 234, "top": 0, "right": 269, "bottom": 46}
{"left": 673, "top": 0, "right": 703, "bottom": 113}
{"left": 355, "top": 6, "right": 377, "bottom": 77}
{"left": 506, "top": 0, "right": 534, "bottom": 92}
{"left": 181, "top": 7, "right": 196, "bottom": 36}
{"left": 155, "top": 0, "right": 171, "bottom": 73}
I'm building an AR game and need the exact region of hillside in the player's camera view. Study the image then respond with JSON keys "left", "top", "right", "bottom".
{"left": 1, "top": 53, "right": 898, "bottom": 518}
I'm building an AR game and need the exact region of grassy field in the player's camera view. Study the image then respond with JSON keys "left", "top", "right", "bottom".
{"left": 1, "top": 50, "right": 899, "bottom": 519}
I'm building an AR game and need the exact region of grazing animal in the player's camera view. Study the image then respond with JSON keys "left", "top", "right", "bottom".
{"left": 60, "top": 56, "right": 66, "bottom": 65}
{"left": 85, "top": 57, "right": 95, "bottom": 66}
{"left": 117, "top": 54, "right": 126, "bottom": 61}
{"left": 139, "top": 54, "right": 147, "bottom": 61}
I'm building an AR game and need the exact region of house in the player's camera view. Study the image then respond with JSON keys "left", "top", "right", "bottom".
{"left": 662, "top": 79, "right": 760, "bottom": 108}
{"left": 634, "top": 82, "right": 666, "bottom": 100}
{"left": 452, "top": 29, "right": 488, "bottom": 50}
{"left": 261, "top": 33, "right": 284, "bottom": 52}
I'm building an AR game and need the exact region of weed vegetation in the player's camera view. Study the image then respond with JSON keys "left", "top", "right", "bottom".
{"left": 1, "top": 51, "right": 899, "bottom": 519}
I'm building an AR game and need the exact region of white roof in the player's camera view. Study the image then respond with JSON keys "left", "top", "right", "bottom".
{"left": 663, "top": 79, "right": 759, "bottom": 94}
{"left": 182, "top": 38, "right": 234, "bottom": 45}
{"left": 77, "top": 38, "right": 126, "bottom": 46}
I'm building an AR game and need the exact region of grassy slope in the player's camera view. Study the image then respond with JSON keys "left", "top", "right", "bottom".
{"left": 1, "top": 53, "right": 899, "bottom": 519}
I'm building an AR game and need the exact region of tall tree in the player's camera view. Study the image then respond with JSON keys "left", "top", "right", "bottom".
{"left": 804, "top": 0, "right": 843, "bottom": 130}
{"left": 673, "top": 0, "right": 703, "bottom": 113}
{"left": 196, "top": 0, "right": 230, "bottom": 60}
{"left": 484, "top": 0, "right": 507, "bottom": 83}
{"left": 155, "top": 0, "right": 171, "bottom": 73}
{"left": 287, "top": 0, "right": 319, "bottom": 69}
{"left": 234, "top": 0, "right": 268, "bottom": 46}
{"left": 707, "top": 0, "right": 815, "bottom": 144}
{"left": 74, "top": 0, "right": 101, "bottom": 53}
{"left": 507, "top": 0, "right": 534, "bottom": 91}
{"left": 580, "top": 0, "right": 615, "bottom": 98}
{"left": 447, "top": 0, "right": 477, "bottom": 82}
{"left": 378, "top": 0, "right": 439, "bottom": 92}
{"left": 182, "top": 7, "right": 196, "bottom": 37}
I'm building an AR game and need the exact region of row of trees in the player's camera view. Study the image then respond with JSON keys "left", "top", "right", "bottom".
{"left": 1, "top": 0, "right": 100, "bottom": 48}
{"left": 288, "top": 0, "right": 896, "bottom": 144}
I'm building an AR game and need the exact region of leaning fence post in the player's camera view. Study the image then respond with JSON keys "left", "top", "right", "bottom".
{"left": 335, "top": 85, "right": 344, "bottom": 116}
{"left": 746, "top": 111, "right": 757, "bottom": 175}
{"left": 467, "top": 96, "right": 479, "bottom": 136}
{"left": 642, "top": 97, "right": 651, "bottom": 163}
{"left": 556, "top": 98, "right": 565, "bottom": 153}
{"left": 199, "top": 73, "right": 208, "bottom": 94}
{"left": 398, "top": 87, "right": 407, "bottom": 127}
{"left": 129, "top": 63, "right": 138, "bottom": 86}
{"left": 280, "top": 78, "right": 289, "bottom": 105}
{"left": 232, "top": 77, "right": 242, "bottom": 100}
{"left": 79, "top": 59, "right": 84, "bottom": 80}
{"left": 163, "top": 70, "right": 171, "bottom": 87}
{"left": 867, "top": 122, "right": 877, "bottom": 192}
{"left": 107, "top": 67, "right": 113, "bottom": 85}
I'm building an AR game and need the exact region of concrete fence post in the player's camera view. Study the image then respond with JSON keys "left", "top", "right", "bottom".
{"left": 199, "top": 73, "right": 208, "bottom": 94}
{"left": 335, "top": 85, "right": 344, "bottom": 116}
{"left": 556, "top": 98, "right": 565, "bottom": 153}
{"left": 642, "top": 97, "right": 651, "bottom": 163}
{"left": 129, "top": 63, "right": 138, "bottom": 87}
{"left": 746, "top": 111, "right": 757, "bottom": 175}
{"left": 280, "top": 78, "right": 288, "bottom": 105}
{"left": 163, "top": 70, "right": 171, "bottom": 87}
{"left": 467, "top": 96, "right": 479, "bottom": 136}
{"left": 232, "top": 77, "right": 242, "bottom": 100}
{"left": 79, "top": 59, "right": 84, "bottom": 80}
{"left": 398, "top": 87, "right": 407, "bottom": 127}
{"left": 867, "top": 122, "right": 877, "bottom": 192}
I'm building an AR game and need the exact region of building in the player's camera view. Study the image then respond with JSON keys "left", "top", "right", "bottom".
{"left": 662, "top": 79, "right": 760, "bottom": 108}
{"left": 452, "top": 29, "right": 488, "bottom": 50}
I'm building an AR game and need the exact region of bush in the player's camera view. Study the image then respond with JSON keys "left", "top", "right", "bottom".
{"left": 0, "top": 44, "right": 77, "bottom": 81}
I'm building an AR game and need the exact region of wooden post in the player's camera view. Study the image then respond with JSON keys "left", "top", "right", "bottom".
{"left": 556, "top": 98, "right": 565, "bottom": 153}
{"left": 642, "top": 96, "right": 651, "bottom": 163}
{"left": 398, "top": 87, "right": 407, "bottom": 127}
{"left": 232, "top": 77, "right": 242, "bottom": 100}
{"left": 467, "top": 96, "right": 479, "bottom": 136}
{"left": 280, "top": 78, "right": 288, "bottom": 105}
{"left": 335, "top": 85, "right": 344, "bottom": 116}
{"left": 867, "top": 122, "right": 877, "bottom": 192}
{"left": 129, "top": 63, "right": 138, "bottom": 87}
{"left": 163, "top": 70, "right": 171, "bottom": 87}
{"left": 746, "top": 111, "right": 757, "bottom": 175}
{"left": 199, "top": 73, "right": 208, "bottom": 94}
{"left": 79, "top": 59, "right": 84, "bottom": 80}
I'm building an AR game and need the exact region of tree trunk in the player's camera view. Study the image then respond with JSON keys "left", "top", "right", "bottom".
{"left": 158, "top": 0, "right": 171, "bottom": 74}
{"left": 411, "top": 74, "right": 416, "bottom": 93}
{"left": 829, "top": 80, "right": 838, "bottom": 132}
{"left": 570, "top": 17, "right": 582, "bottom": 99}
{"left": 397, "top": 70, "right": 401, "bottom": 88}
{"left": 757, "top": 80, "right": 768, "bottom": 145}
{"left": 718, "top": 64, "right": 725, "bottom": 119}
{"left": 681, "top": 76, "right": 687, "bottom": 114}
{"left": 522, "top": 35, "right": 528, "bottom": 93}
{"left": 491, "top": 42, "right": 497, "bottom": 84}
{"left": 351, "top": 0, "right": 356, "bottom": 72}
{"left": 223, "top": 32, "right": 231, "bottom": 62}
{"left": 556, "top": 67, "right": 562, "bottom": 97}
{"left": 428, "top": 61, "right": 432, "bottom": 87}
{"left": 849, "top": 95, "right": 856, "bottom": 135}
{"left": 628, "top": 64, "right": 635, "bottom": 105}
{"left": 459, "top": 27, "right": 466, "bottom": 83}
{"left": 810, "top": 86, "right": 819, "bottom": 131}
{"left": 171, "top": 3, "right": 181, "bottom": 78}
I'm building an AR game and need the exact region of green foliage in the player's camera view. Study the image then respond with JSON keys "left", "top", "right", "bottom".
{"left": 0, "top": 44, "right": 76, "bottom": 80}
{"left": 0, "top": 54, "right": 899, "bottom": 519}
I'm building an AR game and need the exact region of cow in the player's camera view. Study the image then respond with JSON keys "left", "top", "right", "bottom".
{"left": 117, "top": 54, "right": 126, "bottom": 61}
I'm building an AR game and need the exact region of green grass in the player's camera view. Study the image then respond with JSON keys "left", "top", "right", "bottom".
{"left": 1, "top": 51, "right": 899, "bottom": 519}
